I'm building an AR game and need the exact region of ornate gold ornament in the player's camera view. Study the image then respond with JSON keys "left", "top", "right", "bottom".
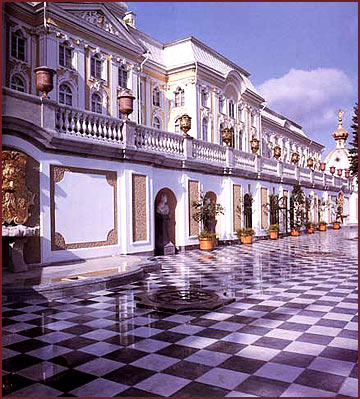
{"left": 179, "top": 114, "right": 192, "bottom": 136}
{"left": 273, "top": 145, "right": 281, "bottom": 160}
{"left": 291, "top": 152, "right": 300, "bottom": 164}
{"left": 221, "top": 128, "right": 233, "bottom": 146}
{"left": 2, "top": 151, "right": 35, "bottom": 225}
{"left": 250, "top": 136, "right": 260, "bottom": 154}
{"left": 307, "top": 157, "right": 314, "bottom": 169}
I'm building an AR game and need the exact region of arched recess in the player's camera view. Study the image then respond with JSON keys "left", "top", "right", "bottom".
{"left": 244, "top": 193, "right": 253, "bottom": 228}
{"left": 204, "top": 191, "right": 217, "bottom": 233}
{"left": 154, "top": 188, "right": 177, "bottom": 255}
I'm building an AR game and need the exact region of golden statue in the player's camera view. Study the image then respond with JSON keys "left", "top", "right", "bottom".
{"left": 2, "top": 150, "right": 35, "bottom": 225}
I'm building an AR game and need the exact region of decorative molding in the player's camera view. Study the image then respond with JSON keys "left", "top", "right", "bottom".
{"left": 50, "top": 166, "right": 118, "bottom": 251}
{"left": 132, "top": 174, "right": 147, "bottom": 242}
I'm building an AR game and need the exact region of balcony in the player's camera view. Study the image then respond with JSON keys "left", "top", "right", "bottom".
{"left": 2, "top": 87, "right": 350, "bottom": 191}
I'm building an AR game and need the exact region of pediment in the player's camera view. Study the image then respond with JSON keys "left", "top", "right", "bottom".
{"left": 55, "top": 3, "right": 145, "bottom": 53}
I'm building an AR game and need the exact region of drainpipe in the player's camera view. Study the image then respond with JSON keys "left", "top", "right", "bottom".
{"left": 137, "top": 50, "right": 150, "bottom": 124}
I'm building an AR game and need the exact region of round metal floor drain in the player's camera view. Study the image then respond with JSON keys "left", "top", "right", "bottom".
{"left": 135, "top": 288, "right": 235, "bottom": 312}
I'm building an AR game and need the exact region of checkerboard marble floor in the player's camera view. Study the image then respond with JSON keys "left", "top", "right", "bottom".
{"left": 2, "top": 228, "right": 358, "bottom": 397}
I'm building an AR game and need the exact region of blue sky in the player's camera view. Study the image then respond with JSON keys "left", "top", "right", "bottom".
{"left": 128, "top": 2, "right": 358, "bottom": 154}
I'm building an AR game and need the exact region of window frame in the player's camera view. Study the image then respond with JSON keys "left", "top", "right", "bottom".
{"left": 90, "top": 54, "right": 102, "bottom": 80}
{"left": 11, "top": 29, "right": 26, "bottom": 62}
{"left": 91, "top": 92, "right": 103, "bottom": 114}
{"left": 59, "top": 83, "right": 73, "bottom": 106}
{"left": 118, "top": 66, "right": 128, "bottom": 89}
{"left": 10, "top": 75, "right": 26, "bottom": 92}
{"left": 202, "top": 118, "right": 208, "bottom": 142}
{"left": 174, "top": 87, "right": 185, "bottom": 107}
{"left": 59, "top": 43, "right": 73, "bottom": 69}
{"left": 153, "top": 87, "right": 161, "bottom": 107}
{"left": 153, "top": 116, "right": 161, "bottom": 130}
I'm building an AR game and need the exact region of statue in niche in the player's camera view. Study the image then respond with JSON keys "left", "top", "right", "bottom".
{"left": 155, "top": 193, "right": 175, "bottom": 255}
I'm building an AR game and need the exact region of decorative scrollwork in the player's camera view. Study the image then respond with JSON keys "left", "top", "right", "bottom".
{"left": 2, "top": 150, "right": 35, "bottom": 225}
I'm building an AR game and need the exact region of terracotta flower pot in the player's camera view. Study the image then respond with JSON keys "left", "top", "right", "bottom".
{"left": 34, "top": 66, "right": 56, "bottom": 98}
{"left": 307, "top": 227, "right": 315, "bottom": 234}
{"left": 269, "top": 231, "right": 278, "bottom": 240}
{"left": 199, "top": 237, "right": 214, "bottom": 251}
{"left": 332, "top": 222, "right": 341, "bottom": 230}
{"left": 240, "top": 235, "right": 253, "bottom": 244}
{"left": 318, "top": 224, "right": 326, "bottom": 231}
{"left": 290, "top": 229, "right": 300, "bottom": 236}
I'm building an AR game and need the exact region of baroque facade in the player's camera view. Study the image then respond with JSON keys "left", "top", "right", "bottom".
{"left": 2, "top": 2, "right": 357, "bottom": 266}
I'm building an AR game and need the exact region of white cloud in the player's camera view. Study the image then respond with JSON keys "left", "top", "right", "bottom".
{"left": 257, "top": 68, "right": 356, "bottom": 146}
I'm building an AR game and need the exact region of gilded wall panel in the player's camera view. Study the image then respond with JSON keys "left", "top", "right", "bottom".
{"left": 261, "top": 187, "right": 269, "bottom": 230}
{"left": 132, "top": 174, "right": 147, "bottom": 242}
{"left": 233, "top": 184, "right": 241, "bottom": 231}
{"left": 188, "top": 180, "right": 199, "bottom": 237}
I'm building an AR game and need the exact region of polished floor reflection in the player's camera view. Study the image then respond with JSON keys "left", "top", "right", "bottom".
{"left": 2, "top": 228, "right": 358, "bottom": 397}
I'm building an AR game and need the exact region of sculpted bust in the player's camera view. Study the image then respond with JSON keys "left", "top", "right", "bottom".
{"left": 156, "top": 194, "right": 170, "bottom": 216}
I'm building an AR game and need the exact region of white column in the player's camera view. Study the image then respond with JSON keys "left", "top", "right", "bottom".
{"left": 77, "top": 46, "right": 86, "bottom": 110}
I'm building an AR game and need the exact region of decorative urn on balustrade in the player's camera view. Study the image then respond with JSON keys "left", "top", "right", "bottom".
{"left": 291, "top": 152, "right": 299, "bottom": 164}
{"left": 34, "top": 66, "right": 56, "bottom": 99}
{"left": 319, "top": 162, "right": 326, "bottom": 172}
{"left": 221, "top": 128, "right": 233, "bottom": 146}
{"left": 179, "top": 114, "right": 192, "bottom": 136}
{"left": 330, "top": 166, "right": 336, "bottom": 175}
{"left": 250, "top": 136, "right": 260, "bottom": 154}
{"left": 307, "top": 157, "right": 314, "bottom": 169}
{"left": 345, "top": 169, "right": 350, "bottom": 178}
{"left": 337, "top": 168, "right": 343, "bottom": 177}
{"left": 118, "top": 91, "right": 135, "bottom": 119}
{"left": 273, "top": 145, "right": 281, "bottom": 160}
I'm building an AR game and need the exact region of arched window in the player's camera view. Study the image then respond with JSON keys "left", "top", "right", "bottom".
{"left": 10, "top": 75, "right": 25, "bottom": 92}
{"left": 219, "top": 96, "right": 224, "bottom": 113}
{"left": 11, "top": 29, "right": 26, "bottom": 61}
{"left": 59, "top": 83, "right": 73, "bottom": 106}
{"left": 59, "top": 43, "right": 72, "bottom": 68}
{"left": 175, "top": 118, "right": 180, "bottom": 133}
{"left": 244, "top": 193, "right": 253, "bottom": 228}
{"left": 91, "top": 54, "right": 102, "bottom": 79}
{"left": 174, "top": 87, "right": 185, "bottom": 107}
{"left": 153, "top": 116, "right": 161, "bottom": 130}
{"left": 201, "top": 89, "right": 208, "bottom": 107}
{"left": 153, "top": 87, "right": 160, "bottom": 107}
{"left": 219, "top": 122, "right": 225, "bottom": 145}
{"left": 238, "top": 130, "right": 243, "bottom": 150}
{"left": 202, "top": 118, "right": 208, "bottom": 142}
{"left": 229, "top": 100, "right": 235, "bottom": 118}
{"left": 91, "top": 92, "right": 102, "bottom": 114}
{"left": 118, "top": 66, "right": 128, "bottom": 88}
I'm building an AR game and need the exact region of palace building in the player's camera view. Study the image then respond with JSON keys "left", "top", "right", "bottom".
{"left": 2, "top": 2, "right": 357, "bottom": 268}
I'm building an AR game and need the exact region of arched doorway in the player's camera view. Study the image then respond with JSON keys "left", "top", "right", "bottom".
{"left": 155, "top": 188, "right": 177, "bottom": 255}
{"left": 204, "top": 191, "right": 217, "bottom": 233}
{"left": 244, "top": 193, "right": 253, "bottom": 228}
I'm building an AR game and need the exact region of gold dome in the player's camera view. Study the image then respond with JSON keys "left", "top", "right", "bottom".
{"left": 332, "top": 109, "right": 349, "bottom": 141}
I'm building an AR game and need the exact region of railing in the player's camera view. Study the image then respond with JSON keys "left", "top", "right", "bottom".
{"left": 134, "top": 125, "right": 184, "bottom": 156}
{"left": 192, "top": 139, "right": 227, "bottom": 163}
{"left": 313, "top": 171, "right": 323, "bottom": 183}
{"left": 2, "top": 88, "right": 351, "bottom": 192}
{"left": 55, "top": 105, "right": 124, "bottom": 144}
{"left": 262, "top": 157, "right": 278, "bottom": 174}
{"left": 299, "top": 166, "right": 311, "bottom": 181}
{"left": 283, "top": 164, "right": 296, "bottom": 179}
{"left": 233, "top": 149, "right": 256, "bottom": 170}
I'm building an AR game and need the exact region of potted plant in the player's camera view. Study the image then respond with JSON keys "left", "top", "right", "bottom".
{"left": 318, "top": 221, "right": 327, "bottom": 231}
{"left": 268, "top": 224, "right": 280, "bottom": 240}
{"left": 192, "top": 193, "right": 225, "bottom": 251}
{"left": 236, "top": 228, "right": 255, "bottom": 244}
{"left": 289, "top": 184, "right": 305, "bottom": 236}
{"left": 305, "top": 222, "right": 316, "bottom": 234}
{"left": 332, "top": 197, "right": 343, "bottom": 230}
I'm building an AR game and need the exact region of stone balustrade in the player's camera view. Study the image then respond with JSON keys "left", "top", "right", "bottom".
{"left": 2, "top": 88, "right": 351, "bottom": 191}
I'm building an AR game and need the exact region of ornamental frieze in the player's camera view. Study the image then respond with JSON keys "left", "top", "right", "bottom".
{"left": 2, "top": 150, "right": 35, "bottom": 225}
